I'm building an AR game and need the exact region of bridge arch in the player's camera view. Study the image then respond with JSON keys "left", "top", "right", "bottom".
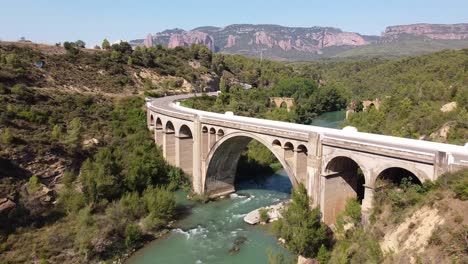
{"left": 155, "top": 117, "right": 163, "bottom": 129}
{"left": 283, "top": 142, "right": 294, "bottom": 162}
{"left": 321, "top": 156, "right": 367, "bottom": 224}
{"left": 272, "top": 139, "right": 282, "bottom": 148}
{"left": 371, "top": 164, "right": 429, "bottom": 188}
{"left": 324, "top": 156, "right": 366, "bottom": 199}
{"left": 217, "top": 129, "right": 225, "bottom": 139}
{"left": 150, "top": 114, "right": 155, "bottom": 126}
{"left": 203, "top": 132, "right": 298, "bottom": 197}
{"left": 375, "top": 167, "right": 422, "bottom": 186}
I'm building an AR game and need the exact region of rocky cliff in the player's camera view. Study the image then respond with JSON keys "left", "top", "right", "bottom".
{"left": 136, "top": 24, "right": 370, "bottom": 60}
{"left": 131, "top": 23, "right": 468, "bottom": 60}
{"left": 381, "top": 23, "right": 468, "bottom": 41}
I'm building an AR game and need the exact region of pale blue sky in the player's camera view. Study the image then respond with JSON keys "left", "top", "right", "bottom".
{"left": 1, "top": 0, "right": 467, "bottom": 46}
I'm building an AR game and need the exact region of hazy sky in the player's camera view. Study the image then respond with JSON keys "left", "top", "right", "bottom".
{"left": 1, "top": 0, "right": 467, "bottom": 46}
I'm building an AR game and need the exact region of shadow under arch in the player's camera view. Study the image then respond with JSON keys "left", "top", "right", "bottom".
{"left": 375, "top": 167, "right": 422, "bottom": 187}
{"left": 203, "top": 132, "right": 298, "bottom": 197}
{"left": 321, "top": 155, "right": 367, "bottom": 224}
{"left": 324, "top": 156, "right": 366, "bottom": 202}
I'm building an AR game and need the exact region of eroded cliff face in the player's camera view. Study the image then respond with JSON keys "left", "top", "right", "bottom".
{"left": 382, "top": 23, "right": 468, "bottom": 41}
{"left": 167, "top": 31, "right": 215, "bottom": 51}
{"left": 141, "top": 24, "right": 369, "bottom": 55}
{"left": 133, "top": 23, "right": 468, "bottom": 60}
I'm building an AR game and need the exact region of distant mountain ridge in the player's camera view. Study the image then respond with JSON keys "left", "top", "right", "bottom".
{"left": 130, "top": 23, "right": 468, "bottom": 60}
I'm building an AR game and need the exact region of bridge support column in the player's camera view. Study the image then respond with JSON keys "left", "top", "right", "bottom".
{"left": 320, "top": 172, "right": 359, "bottom": 225}
{"left": 163, "top": 131, "right": 176, "bottom": 166}
{"left": 155, "top": 129, "right": 163, "bottom": 147}
{"left": 434, "top": 151, "right": 449, "bottom": 180}
{"left": 308, "top": 133, "right": 322, "bottom": 207}
{"left": 294, "top": 147, "right": 308, "bottom": 185}
{"left": 192, "top": 118, "right": 203, "bottom": 194}
{"left": 201, "top": 128, "right": 208, "bottom": 160}
{"left": 361, "top": 185, "right": 374, "bottom": 225}
{"left": 208, "top": 129, "right": 216, "bottom": 150}
{"left": 176, "top": 136, "right": 193, "bottom": 176}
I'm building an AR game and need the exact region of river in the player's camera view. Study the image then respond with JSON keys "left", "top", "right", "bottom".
{"left": 127, "top": 110, "right": 345, "bottom": 264}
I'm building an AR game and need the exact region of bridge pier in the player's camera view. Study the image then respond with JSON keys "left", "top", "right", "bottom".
{"left": 155, "top": 129, "right": 163, "bottom": 147}
{"left": 361, "top": 185, "right": 375, "bottom": 225}
{"left": 163, "top": 130, "right": 176, "bottom": 166}
{"left": 320, "top": 172, "right": 360, "bottom": 225}
{"left": 176, "top": 136, "right": 193, "bottom": 175}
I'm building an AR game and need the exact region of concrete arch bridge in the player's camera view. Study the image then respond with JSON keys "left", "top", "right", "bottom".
{"left": 147, "top": 93, "right": 468, "bottom": 224}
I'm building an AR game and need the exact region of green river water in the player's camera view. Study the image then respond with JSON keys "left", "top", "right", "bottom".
{"left": 127, "top": 110, "right": 345, "bottom": 264}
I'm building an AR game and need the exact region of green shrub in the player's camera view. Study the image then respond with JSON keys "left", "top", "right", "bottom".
{"left": 273, "top": 184, "right": 329, "bottom": 258}
{"left": 259, "top": 208, "right": 269, "bottom": 223}
{"left": 451, "top": 171, "right": 468, "bottom": 200}
{"left": 120, "top": 192, "right": 146, "bottom": 220}
{"left": 125, "top": 224, "right": 143, "bottom": 248}
{"left": 143, "top": 186, "right": 176, "bottom": 221}
{"left": 316, "top": 244, "right": 330, "bottom": 264}
{"left": 1, "top": 128, "right": 14, "bottom": 144}
{"left": 58, "top": 188, "right": 86, "bottom": 213}
{"left": 334, "top": 198, "right": 361, "bottom": 237}
{"left": 329, "top": 228, "right": 383, "bottom": 264}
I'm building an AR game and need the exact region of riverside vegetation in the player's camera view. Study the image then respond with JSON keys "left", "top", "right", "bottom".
{"left": 0, "top": 40, "right": 467, "bottom": 263}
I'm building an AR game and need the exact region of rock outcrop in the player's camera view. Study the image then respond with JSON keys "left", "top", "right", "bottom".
{"left": 0, "top": 198, "right": 16, "bottom": 214}
{"left": 440, "top": 102, "right": 457, "bottom": 112}
{"left": 382, "top": 23, "right": 468, "bottom": 41}
{"left": 244, "top": 201, "right": 287, "bottom": 225}
{"left": 167, "top": 31, "right": 215, "bottom": 51}
{"left": 136, "top": 24, "right": 370, "bottom": 59}
{"left": 430, "top": 121, "right": 457, "bottom": 142}
{"left": 132, "top": 23, "right": 468, "bottom": 60}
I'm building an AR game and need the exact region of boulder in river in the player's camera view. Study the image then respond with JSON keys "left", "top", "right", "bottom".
{"left": 244, "top": 201, "right": 288, "bottom": 225}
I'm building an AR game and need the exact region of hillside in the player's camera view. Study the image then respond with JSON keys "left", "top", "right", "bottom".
{"left": 131, "top": 23, "right": 468, "bottom": 61}
{"left": 0, "top": 41, "right": 226, "bottom": 263}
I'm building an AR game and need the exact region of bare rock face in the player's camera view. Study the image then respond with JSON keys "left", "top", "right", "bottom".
{"left": 440, "top": 102, "right": 457, "bottom": 112}
{"left": 382, "top": 23, "right": 468, "bottom": 41}
{"left": 225, "top": 35, "right": 237, "bottom": 48}
{"left": 135, "top": 24, "right": 371, "bottom": 59}
{"left": 430, "top": 121, "right": 457, "bottom": 142}
{"left": 0, "top": 198, "right": 16, "bottom": 214}
{"left": 168, "top": 31, "right": 215, "bottom": 51}
{"left": 322, "top": 32, "right": 368, "bottom": 47}
{"left": 298, "top": 255, "right": 318, "bottom": 264}
{"left": 255, "top": 31, "right": 274, "bottom": 48}
{"left": 143, "top": 33, "right": 154, "bottom": 47}
{"left": 278, "top": 39, "right": 293, "bottom": 51}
